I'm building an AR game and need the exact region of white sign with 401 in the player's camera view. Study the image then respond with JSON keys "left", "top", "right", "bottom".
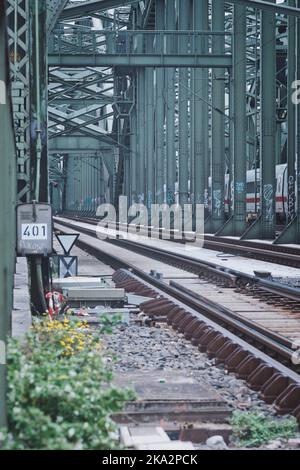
{"left": 21, "top": 224, "right": 48, "bottom": 241}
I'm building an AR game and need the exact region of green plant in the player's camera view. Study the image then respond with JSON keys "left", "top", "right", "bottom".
{"left": 0, "top": 320, "right": 134, "bottom": 450}
{"left": 230, "top": 411, "right": 298, "bottom": 448}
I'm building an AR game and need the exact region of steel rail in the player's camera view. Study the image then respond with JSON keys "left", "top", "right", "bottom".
{"left": 54, "top": 218, "right": 300, "bottom": 370}
{"left": 55, "top": 216, "right": 300, "bottom": 303}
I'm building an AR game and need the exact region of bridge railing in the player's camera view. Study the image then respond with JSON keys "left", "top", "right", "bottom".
{"left": 49, "top": 30, "right": 232, "bottom": 57}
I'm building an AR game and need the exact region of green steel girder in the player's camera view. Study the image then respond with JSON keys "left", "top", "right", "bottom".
{"left": 0, "top": 0, "right": 17, "bottom": 428}
{"left": 60, "top": 0, "right": 140, "bottom": 20}
{"left": 49, "top": 111, "right": 114, "bottom": 137}
{"left": 49, "top": 135, "right": 112, "bottom": 153}
{"left": 141, "top": 0, "right": 155, "bottom": 29}
{"left": 49, "top": 30, "right": 231, "bottom": 58}
{"left": 49, "top": 104, "right": 109, "bottom": 127}
{"left": 49, "top": 97, "right": 114, "bottom": 105}
{"left": 49, "top": 71, "right": 115, "bottom": 87}
{"left": 6, "top": 0, "right": 31, "bottom": 203}
{"left": 228, "top": 0, "right": 300, "bottom": 17}
{"left": 49, "top": 54, "right": 232, "bottom": 68}
{"left": 46, "top": 0, "right": 69, "bottom": 35}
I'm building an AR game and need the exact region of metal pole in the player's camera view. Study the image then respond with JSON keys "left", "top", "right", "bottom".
{"left": 137, "top": 68, "right": 146, "bottom": 203}
{"left": 130, "top": 100, "right": 138, "bottom": 204}
{"left": 29, "top": 0, "right": 48, "bottom": 203}
{"left": 297, "top": 0, "right": 300, "bottom": 240}
{"left": 166, "top": 0, "right": 176, "bottom": 206}
{"left": 100, "top": 156, "right": 105, "bottom": 204}
{"left": 260, "top": 4, "right": 276, "bottom": 239}
{"left": 155, "top": 0, "right": 165, "bottom": 205}
{"left": 192, "top": 0, "right": 209, "bottom": 211}
{"left": 233, "top": 4, "right": 247, "bottom": 235}
{"left": 287, "top": 0, "right": 296, "bottom": 223}
{"left": 178, "top": 0, "right": 190, "bottom": 207}
{"left": 210, "top": 0, "right": 226, "bottom": 232}
{"left": 146, "top": 65, "right": 155, "bottom": 210}
{"left": 0, "top": 2, "right": 16, "bottom": 428}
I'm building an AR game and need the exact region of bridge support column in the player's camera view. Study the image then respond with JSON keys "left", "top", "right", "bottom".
{"left": 275, "top": 0, "right": 300, "bottom": 243}
{"left": 29, "top": 0, "right": 48, "bottom": 203}
{"left": 243, "top": 2, "right": 276, "bottom": 240}
{"left": 205, "top": 0, "right": 226, "bottom": 233}
{"left": 192, "top": 0, "right": 209, "bottom": 222}
{"left": 155, "top": 0, "right": 165, "bottom": 205}
{"left": 178, "top": 0, "right": 190, "bottom": 208}
{"left": 0, "top": 2, "right": 16, "bottom": 427}
{"left": 166, "top": 0, "right": 176, "bottom": 206}
{"left": 130, "top": 92, "right": 138, "bottom": 204}
{"left": 218, "top": 4, "right": 247, "bottom": 236}
{"left": 137, "top": 69, "right": 146, "bottom": 204}
{"left": 146, "top": 66, "right": 155, "bottom": 210}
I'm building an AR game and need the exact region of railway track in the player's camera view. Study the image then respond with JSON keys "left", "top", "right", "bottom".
{"left": 62, "top": 213, "right": 300, "bottom": 268}
{"left": 54, "top": 217, "right": 300, "bottom": 423}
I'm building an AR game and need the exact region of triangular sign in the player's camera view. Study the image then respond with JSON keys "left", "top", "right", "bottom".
{"left": 56, "top": 234, "right": 79, "bottom": 255}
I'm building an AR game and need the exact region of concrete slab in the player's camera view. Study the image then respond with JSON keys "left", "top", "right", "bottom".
{"left": 66, "top": 287, "right": 125, "bottom": 300}
{"left": 113, "top": 371, "right": 230, "bottom": 425}
{"left": 12, "top": 257, "right": 32, "bottom": 339}
{"left": 127, "top": 294, "right": 154, "bottom": 306}
{"left": 53, "top": 276, "right": 113, "bottom": 290}
{"left": 120, "top": 426, "right": 171, "bottom": 448}
{"left": 136, "top": 441, "right": 195, "bottom": 450}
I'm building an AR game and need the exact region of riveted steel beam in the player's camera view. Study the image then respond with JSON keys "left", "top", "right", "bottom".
{"left": 205, "top": 0, "right": 226, "bottom": 233}
{"left": 192, "top": 0, "right": 209, "bottom": 212}
{"left": 243, "top": 1, "right": 277, "bottom": 240}
{"left": 228, "top": 0, "right": 300, "bottom": 17}
{"left": 178, "top": 0, "right": 190, "bottom": 207}
{"left": 0, "top": 0, "right": 16, "bottom": 428}
{"left": 155, "top": 0, "right": 165, "bottom": 205}
{"left": 218, "top": 4, "right": 247, "bottom": 237}
{"left": 165, "top": 0, "right": 176, "bottom": 206}
{"left": 48, "top": 54, "right": 232, "bottom": 68}
{"left": 60, "top": 0, "right": 140, "bottom": 20}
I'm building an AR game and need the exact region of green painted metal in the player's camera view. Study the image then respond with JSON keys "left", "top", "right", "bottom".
{"left": 178, "top": 0, "right": 190, "bottom": 207}
{"left": 0, "top": 3, "right": 17, "bottom": 428}
{"left": 146, "top": 66, "right": 155, "bottom": 209}
{"left": 46, "top": 0, "right": 69, "bottom": 36}
{"left": 274, "top": 0, "right": 300, "bottom": 244}
{"left": 29, "top": 0, "right": 48, "bottom": 203}
{"left": 60, "top": 0, "right": 140, "bottom": 20}
{"left": 165, "top": 0, "right": 176, "bottom": 206}
{"left": 192, "top": 0, "right": 209, "bottom": 211}
{"left": 6, "top": 0, "right": 31, "bottom": 203}
{"left": 48, "top": 53, "right": 232, "bottom": 68}
{"left": 205, "top": 0, "right": 226, "bottom": 233}
{"left": 137, "top": 68, "right": 146, "bottom": 203}
{"left": 130, "top": 100, "right": 138, "bottom": 204}
{"left": 48, "top": 0, "right": 299, "bottom": 246}
{"left": 243, "top": 2, "right": 276, "bottom": 240}
{"left": 155, "top": 0, "right": 165, "bottom": 205}
{"left": 49, "top": 136, "right": 112, "bottom": 153}
{"left": 218, "top": 4, "right": 247, "bottom": 236}
{"left": 228, "top": 0, "right": 300, "bottom": 17}
{"left": 287, "top": 0, "right": 297, "bottom": 224}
